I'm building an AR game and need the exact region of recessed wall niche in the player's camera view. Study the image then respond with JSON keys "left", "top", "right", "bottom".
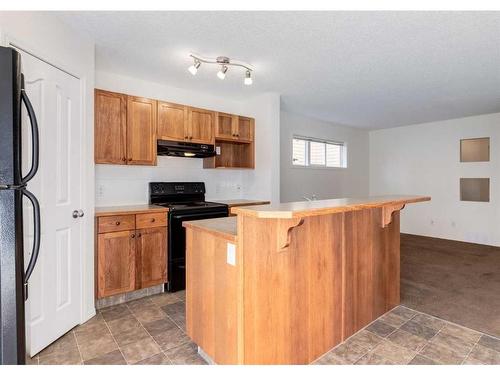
{"left": 460, "top": 137, "right": 490, "bottom": 162}
{"left": 460, "top": 178, "right": 490, "bottom": 202}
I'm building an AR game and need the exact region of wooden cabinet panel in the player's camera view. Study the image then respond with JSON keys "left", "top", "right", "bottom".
{"left": 237, "top": 117, "right": 254, "bottom": 142}
{"left": 136, "top": 212, "right": 167, "bottom": 229}
{"left": 158, "top": 101, "right": 188, "bottom": 141}
{"left": 127, "top": 96, "right": 157, "bottom": 165}
{"left": 94, "top": 90, "right": 127, "bottom": 164}
{"left": 98, "top": 214, "right": 135, "bottom": 234}
{"left": 215, "top": 113, "right": 238, "bottom": 140}
{"left": 97, "top": 230, "right": 136, "bottom": 298}
{"left": 188, "top": 107, "right": 214, "bottom": 144}
{"left": 136, "top": 227, "right": 167, "bottom": 289}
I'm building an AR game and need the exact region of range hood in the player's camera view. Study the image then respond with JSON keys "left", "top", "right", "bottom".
{"left": 157, "top": 140, "right": 216, "bottom": 158}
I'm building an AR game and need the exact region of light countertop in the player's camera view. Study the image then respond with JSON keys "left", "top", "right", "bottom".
{"left": 95, "top": 204, "right": 168, "bottom": 217}
{"left": 211, "top": 199, "right": 270, "bottom": 208}
{"left": 183, "top": 216, "right": 237, "bottom": 242}
{"left": 230, "top": 195, "right": 431, "bottom": 219}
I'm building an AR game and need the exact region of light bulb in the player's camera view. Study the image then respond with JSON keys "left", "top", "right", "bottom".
{"left": 244, "top": 70, "right": 253, "bottom": 85}
{"left": 188, "top": 60, "right": 201, "bottom": 75}
{"left": 217, "top": 65, "right": 228, "bottom": 80}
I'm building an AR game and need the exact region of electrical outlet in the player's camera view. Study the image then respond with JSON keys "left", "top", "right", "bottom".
{"left": 227, "top": 243, "right": 236, "bottom": 266}
{"left": 97, "top": 184, "right": 105, "bottom": 198}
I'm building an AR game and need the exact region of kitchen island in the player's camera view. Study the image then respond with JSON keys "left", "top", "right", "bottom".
{"left": 183, "top": 195, "right": 430, "bottom": 365}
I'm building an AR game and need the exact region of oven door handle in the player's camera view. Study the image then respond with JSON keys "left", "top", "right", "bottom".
{"left": 170, "top": 211, "right": 228, "bottom": 221}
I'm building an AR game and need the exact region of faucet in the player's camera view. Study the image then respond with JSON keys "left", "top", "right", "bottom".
{"left": 302, "top": 194, "right": 317, "bottom": 202}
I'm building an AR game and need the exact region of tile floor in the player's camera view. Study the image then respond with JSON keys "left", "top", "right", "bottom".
{"left": 314, "top": 305, "right": 500, "bottom": 365}
{"left": 28, "top": 292, "right": 500, "bottom": 365}
{"left": 29, "top": 290, "right": 206, "bottom": 365}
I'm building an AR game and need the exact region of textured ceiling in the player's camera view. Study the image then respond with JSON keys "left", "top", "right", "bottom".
{"left": 57, "top": 11, "right": 500, "bottom": 129}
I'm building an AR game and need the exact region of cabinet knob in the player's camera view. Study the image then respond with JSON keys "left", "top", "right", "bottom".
{"left": 115, "top": 221, "right": 120, "bottom": 225}
{"left": 151, "top": 218, "right": 155, "bottom": 222}
{"left": 131, "top": 233, "right": 135, "bottom": 238}
{"left": 184, "top": 136, "right": 188, "bottom": 140}
{"left": 128, "top": 158, "right": 132, "bottom": 162}
{"left": 122, "top": 157, "right": 126, "bottom": 161}
{"left": 138, "top": 233, "right": 142, "bottom": 238}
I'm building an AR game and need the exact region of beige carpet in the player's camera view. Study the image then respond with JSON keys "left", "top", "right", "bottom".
{"left": 401, "top": 234, "right": 500, "bottom": 338}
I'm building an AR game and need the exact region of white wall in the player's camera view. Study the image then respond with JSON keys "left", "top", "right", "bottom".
{"left": 0, "top": 12, "right": 96, "bottom": 321}
{"left": 280, "top": 111, "right": 369, "bottom": 202}
{"left": 370, "top": 113, "right": 500, "bottom": 246}
{"left": 95, "top": 71, "right": 280, "bottom": 206}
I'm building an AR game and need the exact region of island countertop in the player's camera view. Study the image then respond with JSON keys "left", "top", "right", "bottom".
{"left": 231, "top": 195, "right": 430, "bottom": 219}
{"left": 183, "top": 216, "right": 237, "bottom": 241}
{"left": 211, "top": 199, "right": 270, "bottom": 208}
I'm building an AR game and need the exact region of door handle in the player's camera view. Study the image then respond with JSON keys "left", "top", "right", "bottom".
{"left": 20, "top": 76, "right": 40, "bottom": 185}
{"left": 72, "top": 209, "right": 84, "bottom": 218}
{"left": 22, "top": 189, "right": 41, "bottom": 301}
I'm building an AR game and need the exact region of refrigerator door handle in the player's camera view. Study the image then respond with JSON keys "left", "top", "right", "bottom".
{"left": 22, "top": 188, "right": 41, "bottom": 301}
{"left": 20, "top": 82, "right": 40, "bottom": 185}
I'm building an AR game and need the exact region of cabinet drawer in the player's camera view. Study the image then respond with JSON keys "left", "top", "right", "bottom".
{"left": 98, "top": 215, "right": 135, "bottom": 233}
{"left": 136, "top": 212, "right": 167, "bottom": 229}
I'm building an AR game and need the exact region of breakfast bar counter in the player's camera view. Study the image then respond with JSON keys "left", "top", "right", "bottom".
{"left": 183, "top": 195, "right": 430, "bottom": 365}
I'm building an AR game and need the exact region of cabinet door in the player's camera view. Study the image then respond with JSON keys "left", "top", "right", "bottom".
{"left": 158, "top": 101, "right": 188, "bottom": 141}
{"left": 188, "top": 107, "right": 215, "bottom": 144}
{"left": 236, "top": 116, "right": 254, "bottom": 142}
{"left": 215, "top": 112, "right": 238, "bottom": 140}
{"left": 127, "top": 96, "right": 157, "bottom": 165}
{"left": 97, "top": 230, "right": 136, "bottom": 298}
{"left": 136, "top": 227, "right": 167, "bottom": 289}
{"left": 94, "top": 89, "right": 127, "bottom": 164}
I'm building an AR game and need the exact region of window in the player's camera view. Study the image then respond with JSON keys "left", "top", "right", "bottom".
{"left": 292, "top": 136, "right": 347, "bottom": 168}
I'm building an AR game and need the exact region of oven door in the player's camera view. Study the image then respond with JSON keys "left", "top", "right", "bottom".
{"left": 167, "top": 208, "right": 228, "bottom": 292}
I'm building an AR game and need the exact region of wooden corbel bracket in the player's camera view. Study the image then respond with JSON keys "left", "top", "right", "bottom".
{"left": 381, "top": 204, "right": 405, "bottom": 228}
{"left": 276, "top": 218, "right": 304, "bottom": 251}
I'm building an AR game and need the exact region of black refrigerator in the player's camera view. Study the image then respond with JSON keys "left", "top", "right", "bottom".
{"left": 0, "top": 46, "right": 41, "bottom": 365}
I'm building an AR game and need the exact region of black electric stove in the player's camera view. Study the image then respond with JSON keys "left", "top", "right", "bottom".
{"left": 149, "top": 182, "right": 229, "bottom": 292}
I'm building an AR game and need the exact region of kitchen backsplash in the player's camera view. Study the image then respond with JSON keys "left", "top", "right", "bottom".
{"left": 95, "top": 156, "right": 244, "bottom": 206}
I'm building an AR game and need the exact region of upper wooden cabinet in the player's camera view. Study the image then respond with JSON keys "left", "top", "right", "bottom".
{"left": 188, "top": 107, "right": 215, "bottom": 144}
{"left": 215, "top": 112, "right": 237, "bottom": 140}
{"left": 126, "top": 96, "right": 157, "bottom": 165}
{"left": 158, "top": 103, "right": 214, "bottom": 144}
{"left": 94, "top": 90, "right": 127, "bottom": 164}
{"left": 214, "top": 112, "right": 254, "bottom": 143}
{"left": 237, "top": 116, "right": 254, "bottom": 142}
{"left": 157, "top": 101, "right": 188, "bottom": 142}
{"left": 95, "top": 89, "right": 254, "bottom": 168}
{"left": 95, "top": 89, "right": 157, "bottom": 166}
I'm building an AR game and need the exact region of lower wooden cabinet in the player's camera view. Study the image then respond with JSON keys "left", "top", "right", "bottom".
{"left": 96, "top": 213, "right": 167, "bottom": 299}
{"left": 136, "top": 227, "right": 167, "bottom": 289}
{"left": 97, "top": 230, "right": 136, "bottom": 298}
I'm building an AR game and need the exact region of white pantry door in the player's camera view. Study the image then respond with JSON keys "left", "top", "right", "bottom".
{"left": 19, "top": 49, "right": 83, "bottom": 356}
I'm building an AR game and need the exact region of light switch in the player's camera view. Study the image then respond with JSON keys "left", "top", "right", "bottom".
{"left": 227, "top": 243, "right": 236, "bottom": 266}
{"left": 216, "top": 146, "right": 221, "bottom": 155}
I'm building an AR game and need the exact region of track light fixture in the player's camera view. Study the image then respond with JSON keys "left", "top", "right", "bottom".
{"left": 188, "top": 59, "right": 201, "bottom": 75}
{"left": 187, "top": 53, "right": 254, "bottom": 85}
{"left": 217, "top": 65, "right": 228, "bottom": 80}
{"left": 244, "top": 70, "right": 253, "bottom": 85}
